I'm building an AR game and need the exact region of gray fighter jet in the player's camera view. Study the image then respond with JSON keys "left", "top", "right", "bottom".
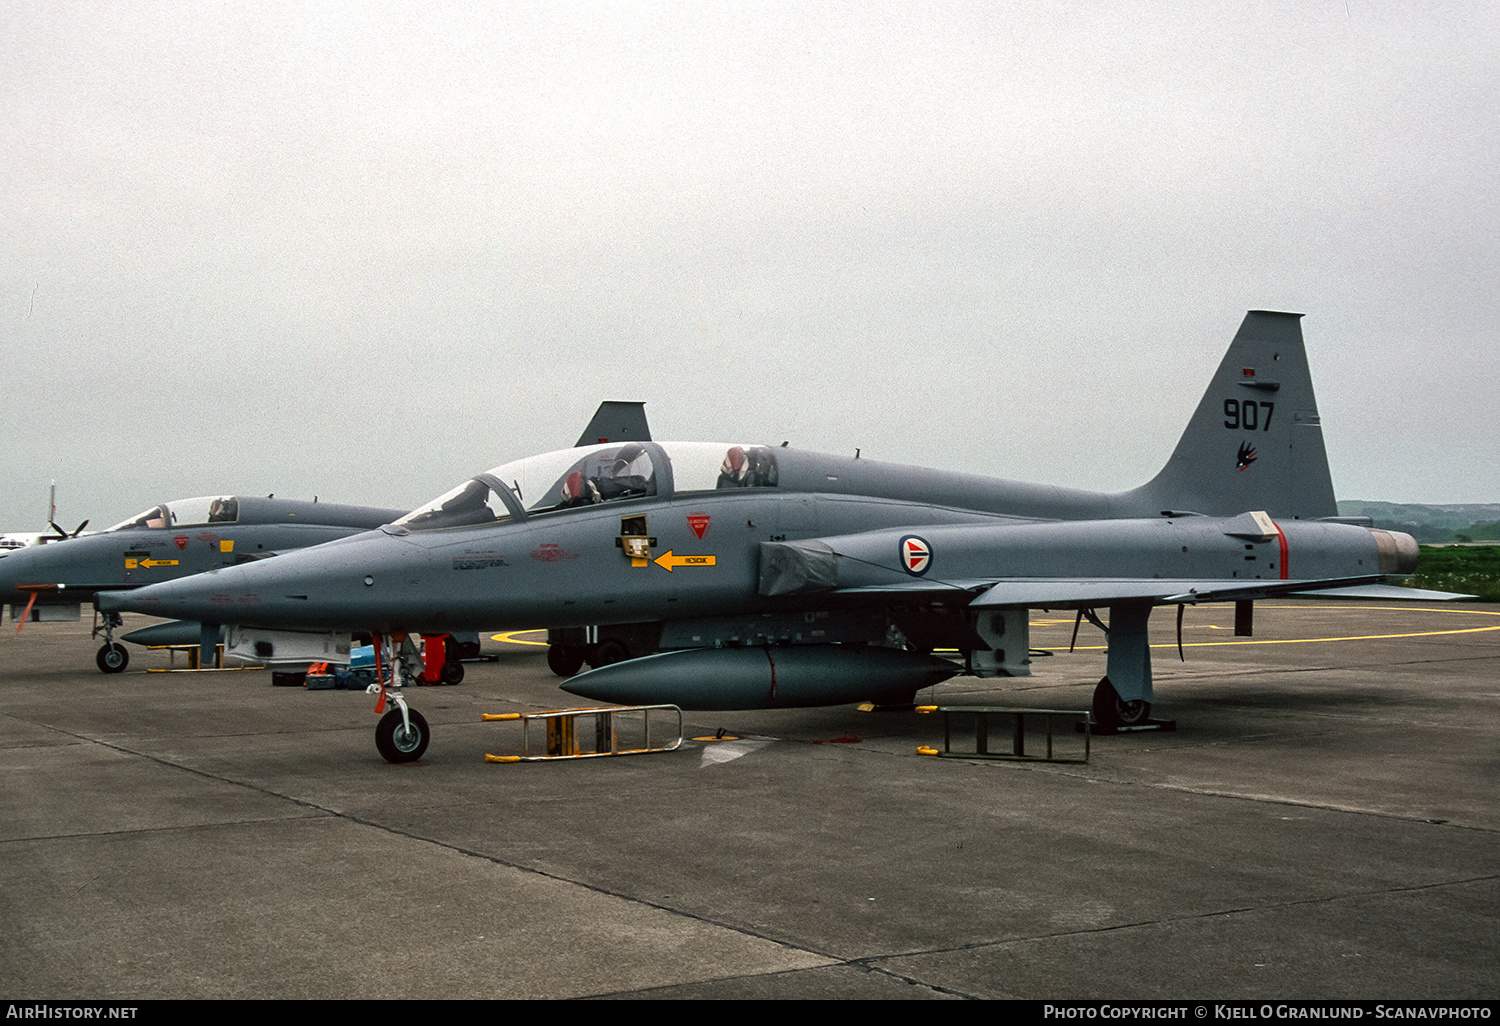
{"left": 102, "top": 313, "right": 1443, "bottom": 761}
{"left": 2, "top": 494, "right": 406, "bottom": 672}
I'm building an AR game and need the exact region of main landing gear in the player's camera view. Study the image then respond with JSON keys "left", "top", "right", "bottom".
{"left": 1078, "top": 602, "right": 1175, "bottom": 735}
{"left": 1092, "top": 676, "right": 1155, "bottom": 732}
{"left": 547, "top": 638, "right": 629, "bottom": 677}
{"left": 548, "top": 644, "right": 586, "bottom": 677}
{"left": 546, "top": 624, "right": 660, "bottom": 678}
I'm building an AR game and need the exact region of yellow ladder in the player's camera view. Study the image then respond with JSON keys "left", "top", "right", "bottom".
{"left": 915, "top": 705, "right": 1091, "bottom": 764}
{"left": 482, "top": 704, "right": 683, "bottom": 762}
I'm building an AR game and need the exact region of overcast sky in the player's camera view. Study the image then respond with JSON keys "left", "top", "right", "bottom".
{"left": 3, "top": 1, "right": 1495, "bottom": 528}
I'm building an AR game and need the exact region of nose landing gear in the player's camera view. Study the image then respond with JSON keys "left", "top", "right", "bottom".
{"left": 368, "top": 631, "right": 431, "bottom": 763}
{"left": 93, "top": 611, "right": 129, "bottom": 674}
{"left": 96, "top": 642, "right": 129, "bottom": 674}
{"left": 376, "top": 705, "right": 430, "bottom": 763}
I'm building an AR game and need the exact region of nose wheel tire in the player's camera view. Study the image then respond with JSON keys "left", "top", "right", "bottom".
{"left": 376, "top": 708, "right": 430, "bottom": 763}
{"left": 96, "top": 643, "right": 129, "bottom": 674}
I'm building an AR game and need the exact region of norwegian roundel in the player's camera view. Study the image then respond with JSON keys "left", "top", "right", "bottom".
{"left": 900, "top": 535, "right": 932, "bottom": 576}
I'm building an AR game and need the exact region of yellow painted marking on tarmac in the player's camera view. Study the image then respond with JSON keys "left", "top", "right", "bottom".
{"left": 491, "top": 630, "right": 549, "bottom": 646}
{"left": 653, "top": 550, "right": 716, "bottom": 571}
{"left": 1051, "top": 605, "right": 1500, "bottom": 651}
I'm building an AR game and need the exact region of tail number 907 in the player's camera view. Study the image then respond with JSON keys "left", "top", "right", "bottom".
{"left": 1224, "top": 399, "right": 1274, "bottom": 431}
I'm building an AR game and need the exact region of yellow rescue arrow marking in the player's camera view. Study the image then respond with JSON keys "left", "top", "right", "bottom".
{"left": 654, "top": 550, "right": 716, "bottom": 572}
{"left": 125, "top": 558, "right": 180, "bottom": 569}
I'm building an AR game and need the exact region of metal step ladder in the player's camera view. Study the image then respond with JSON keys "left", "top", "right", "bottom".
{"left": 916, "top": 705, "right": 1091, "bottom": 763}
{"left": 482, "top": 704, "right": 683, "bottom": 762}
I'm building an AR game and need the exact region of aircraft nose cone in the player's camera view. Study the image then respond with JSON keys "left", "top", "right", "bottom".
{"left": 103, "top": 529, "right": 437, "bottom": 632}
{"left": 0, "top": 545, "right": 83, "bottom": 605}
{"left": 103, "top": 564, "right": 256, "bottom": 619}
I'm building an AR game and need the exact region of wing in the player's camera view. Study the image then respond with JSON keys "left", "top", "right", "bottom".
{"left": 758, "top": 518, "right": 1469, "bottom": 610}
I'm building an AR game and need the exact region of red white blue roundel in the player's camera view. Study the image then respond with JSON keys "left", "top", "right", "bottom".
{"left": 901, "top": 535, "right": 932, "bottom": 575}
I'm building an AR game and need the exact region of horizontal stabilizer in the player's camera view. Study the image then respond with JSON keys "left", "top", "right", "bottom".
{"left": 1292, "top": 583, "right": 1477, "bottom": 601}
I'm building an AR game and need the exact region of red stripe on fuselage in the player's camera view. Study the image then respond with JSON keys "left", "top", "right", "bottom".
{"left": 1273, "top": 520, "right": 1289, "bottom": 580}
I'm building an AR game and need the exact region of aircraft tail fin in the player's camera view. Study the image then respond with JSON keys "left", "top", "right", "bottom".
{"left": 575, "top": 401, "right": 651, "bottom": 447}
{"left": 1125, "top": 311, "right": 1337, "bottom": 520}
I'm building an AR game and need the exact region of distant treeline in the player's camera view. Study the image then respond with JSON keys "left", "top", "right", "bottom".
{"left": 1337, "top": 500, "right": 1500, "bottom": 544}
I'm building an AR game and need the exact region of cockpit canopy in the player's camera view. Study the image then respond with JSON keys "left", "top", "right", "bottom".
{"left": 107, "top": 496, "right": 241, "bottom": 532}
{"left": 394, "top": 442, "right": 780, "bottom": 533}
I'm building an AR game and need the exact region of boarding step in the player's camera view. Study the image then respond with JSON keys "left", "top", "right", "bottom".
{"left": 916, "top": 705, "right": 1091, "bottom": 764}
{"left": 144, "top": 644, "right": 226, "bottom": 670}
{"left": 481, "top": 704, "right": 683, "bottom": 762}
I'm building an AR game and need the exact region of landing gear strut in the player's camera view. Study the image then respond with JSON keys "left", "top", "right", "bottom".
{"left": 1086, "top": 602, "right": 1174, "bottom": 734}
{"left": 93, "top": 611, "right": 128, "bottom": 674}
{"left": 369, "top": 632, "right": 431, "bottom": 763}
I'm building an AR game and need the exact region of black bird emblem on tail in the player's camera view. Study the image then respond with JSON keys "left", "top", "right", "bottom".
{"left": 1236, "top": 441, "right": 1258, "bottom": 471}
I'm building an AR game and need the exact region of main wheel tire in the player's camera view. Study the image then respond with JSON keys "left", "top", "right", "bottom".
{"left": 1092, "top": 677, "right": 1151, "bottom": 731}
{"left": 547, "top": 644, "right": 585, "bottom": 677}
{"left": 589, "top": 639, "right": 629, "bottom": 668}
{"left": 375, "top": 708, "right": 430, "bottom": 763}
{"left": 441, "top": 660, "right": 465, "bottom": 685}
{"left": 96, "top": 643, "right": 129, "bottom": 674}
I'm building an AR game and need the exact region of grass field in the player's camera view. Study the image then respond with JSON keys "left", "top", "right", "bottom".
{"left": 1407, "top": 544, "right": 1500, "bottom": 600}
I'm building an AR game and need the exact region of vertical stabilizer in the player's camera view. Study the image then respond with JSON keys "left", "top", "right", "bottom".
{"left": 1125, "top": 311, "right": 1337, "bottom": 519}
{"left": 574, "top": 401, "right": 651, "bottom": 446}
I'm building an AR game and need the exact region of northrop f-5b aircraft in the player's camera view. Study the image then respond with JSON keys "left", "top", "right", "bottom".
{"left": 103, "top": 312, "right": 1441, "bottom": 761}
{"left": 3, "top": 495, "right": 407, "bottom": 672}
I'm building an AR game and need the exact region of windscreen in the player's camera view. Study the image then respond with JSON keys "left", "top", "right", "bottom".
{"left": 106, "top": 496, "right": 240, "bottom": 531}
{"left": 395, "top": 441, "right": 779, "bottom": 532}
